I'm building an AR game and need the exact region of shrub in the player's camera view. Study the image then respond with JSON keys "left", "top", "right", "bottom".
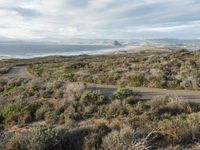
{"left": 83, "top": 120, "right": 111, "bottom": 150}
{"left": 80, "top": 90, "right": 108, "bottom": 106}
{"left": 0, "top": 101, "right": 40, "bottom": 123}
{"left": 83, "top": 133, "right": 102, "bottom": 150}
{"left": 0, "top": 67, "right": 11, "bottom": 75}
{"left": 101, "top": 126, "right": 135, "bottom": 150}
{"left": 0, "top": 124, "right": 4, "bottom": 131}
{"left": 64, "top": 82, "right": 86, "bottom": 101}
{"left": 35, "top": 101, "right": 53, "bottom": 120}
{"left": 168, "top": 80, "right": 181, "bottom": 89}
{"left": 53, "top": 80, "right": 65, "bottom": 89}
{"left": 114, "top": 87, "right": 133, "bottom": 101}
{"left": 45, "top": 111, "right": 59, "bottom": 124}
{"left": 29, "top": 79, "right": 44, "bottom": 91}
{"left": 64, "top": 117, "right": 77, "bottom": 128}
{"left": 60, "top": 126, "right": 92, "bottom": 150}
{"left": 84, "top": 105, "right": 97, "bottom": 115}
{"left": 6, "top": 134, "right": 29, "bottom": 150}
{"left": 128, "top": 112, "right": 155, "bottom": 130}
{"left": 107, "top": 101, "right": 128, "bottom": 117}
{"left": 125, "top": 95, "right": 141, "bottom": 105}
{"left": 130, "top": 74, "right": 143, "bottom": 87}
{"left": 155, "top": 80, "right": 167, "bottom": 88}
{"left": 109, "top": 118, "right": 126, "bottom": 130}
{"left": 31, "top": 125, "right": 61, "bottom": 150}
{"left": 66, "top": 111, "right": 82, "bottom": 121}
{"left": 114, "top": 87, "right": 138, "bottom": 107}
{"left": 133, "top": 101, "right": 149, "bottom": 115}
{"left": 41, "top": 89, "right": 54, "bottom": 98}
{"left": 149, "top": 96, "right": 200, "bottom": 118}
{"left": 157, "top": 113, "right": 200, "bottom": 144}
{"left": 3, "top": 86, "right": 17, "bottom": 96}
{"left": 148, "top": 96, "right": 171, "bottom": 108}
{"left": 0, "top": 78, "right": 7, "bottom": 86}
{"left": 0, "top": 115, "right": 4, "bottom": 123}
{"left": 94, "top": 119, "right": 109, "bottom": 131}
{"left": 54, "top": 90, "right": 64, "bottom": 99}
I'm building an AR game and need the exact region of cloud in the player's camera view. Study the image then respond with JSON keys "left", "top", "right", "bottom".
{"left": 11, "top": 7, "right": 42, "bottom": 18}
{"left": 0, "top": 0, "right": 200, "bottom": 40}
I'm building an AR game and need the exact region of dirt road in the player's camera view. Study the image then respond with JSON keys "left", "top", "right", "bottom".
{"left": 0, "top": 66, "right": 33, "bottom": 79}
{"left": 89, "top": 84, "right": 200, "bottom": 102}
{"left": 1, "top": 66, "right": 200, "bottom": 102}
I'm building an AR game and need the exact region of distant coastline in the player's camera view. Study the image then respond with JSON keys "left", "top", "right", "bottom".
{"left": 0, "top": 39, "right": 200, "bottom": 59}
{"left": 0, "top": 44, "right": 126, "bottom": 59}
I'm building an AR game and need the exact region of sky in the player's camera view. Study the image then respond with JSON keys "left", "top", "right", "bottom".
{"left": 0, "top": 0, "right": 200, "bottom": 40}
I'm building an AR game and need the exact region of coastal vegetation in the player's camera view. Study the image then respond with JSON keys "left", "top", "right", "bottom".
{"left": 1, "top": 49, "right": 200, "bottom": 149}
{"left": 24, "top": 49, "right": 200, "bottom": 90}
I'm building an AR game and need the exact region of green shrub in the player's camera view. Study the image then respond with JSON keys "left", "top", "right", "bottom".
{"left": 114, "top": 87, "right": 138, "bottom": 107}
{"left": 80, "top": 90, "right": 108, "bottom": 106}
{"left": 155, "top": 80, "right": 167, "bottom": 88}
{"left": 114, "top": 87, "right": 133, "bottom": 100}
{"left": 0, "top": 101, "right": 40, "bottom": 123}
{"left": 31, "top": 85, "right": 39, "bottom": 92}
{"left": 31, "top": 125, "right": 61, "bottom": 150}
{"left": 3, "top": 86, "right": 17, "bottom": 96}
{"left": 0, "top": 124, "right": 4, "bottom": 131}
{"left": 130, "top": 74, "right": 143, "bottom": 87}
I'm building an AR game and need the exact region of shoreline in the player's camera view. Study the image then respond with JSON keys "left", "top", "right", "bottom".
{"left": 0, "top": 45, "right": 175, "bottom": 60}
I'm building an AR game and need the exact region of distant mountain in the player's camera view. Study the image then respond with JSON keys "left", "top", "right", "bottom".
{"left": 112, "top": 40, "right": 122, "bottom": 46}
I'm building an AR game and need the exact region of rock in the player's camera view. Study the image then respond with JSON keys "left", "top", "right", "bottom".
{"left": 112, "top": 40, "right": 122, "bottom": 46}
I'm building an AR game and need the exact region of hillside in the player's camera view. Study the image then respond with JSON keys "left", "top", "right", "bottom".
{"left": 0, "top": 49, "right": 200, "bottom": 149}
{"left": 26, "top": 49, "right": 200, "bottom": 90}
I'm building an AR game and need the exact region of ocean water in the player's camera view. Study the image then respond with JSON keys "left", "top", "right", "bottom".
{"left": 0, "top": 39, "right": 200, "bottom": 59}
{"left": 0, "top": 44, "right": 125, "bottom": 59}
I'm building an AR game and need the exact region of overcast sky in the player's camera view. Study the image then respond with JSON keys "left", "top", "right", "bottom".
{"left": 0, "top": 0, "right": 200, "bottom": 40}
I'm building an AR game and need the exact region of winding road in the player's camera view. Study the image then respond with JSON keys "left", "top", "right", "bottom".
{"left": 1, "top": 66, "right": 33, "bottom": 79}
{"left": 1, "top": 66, "right": 200, "bottom": 102}
{"left": 89, "top": 84, "right": 200, "bottom": 103}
